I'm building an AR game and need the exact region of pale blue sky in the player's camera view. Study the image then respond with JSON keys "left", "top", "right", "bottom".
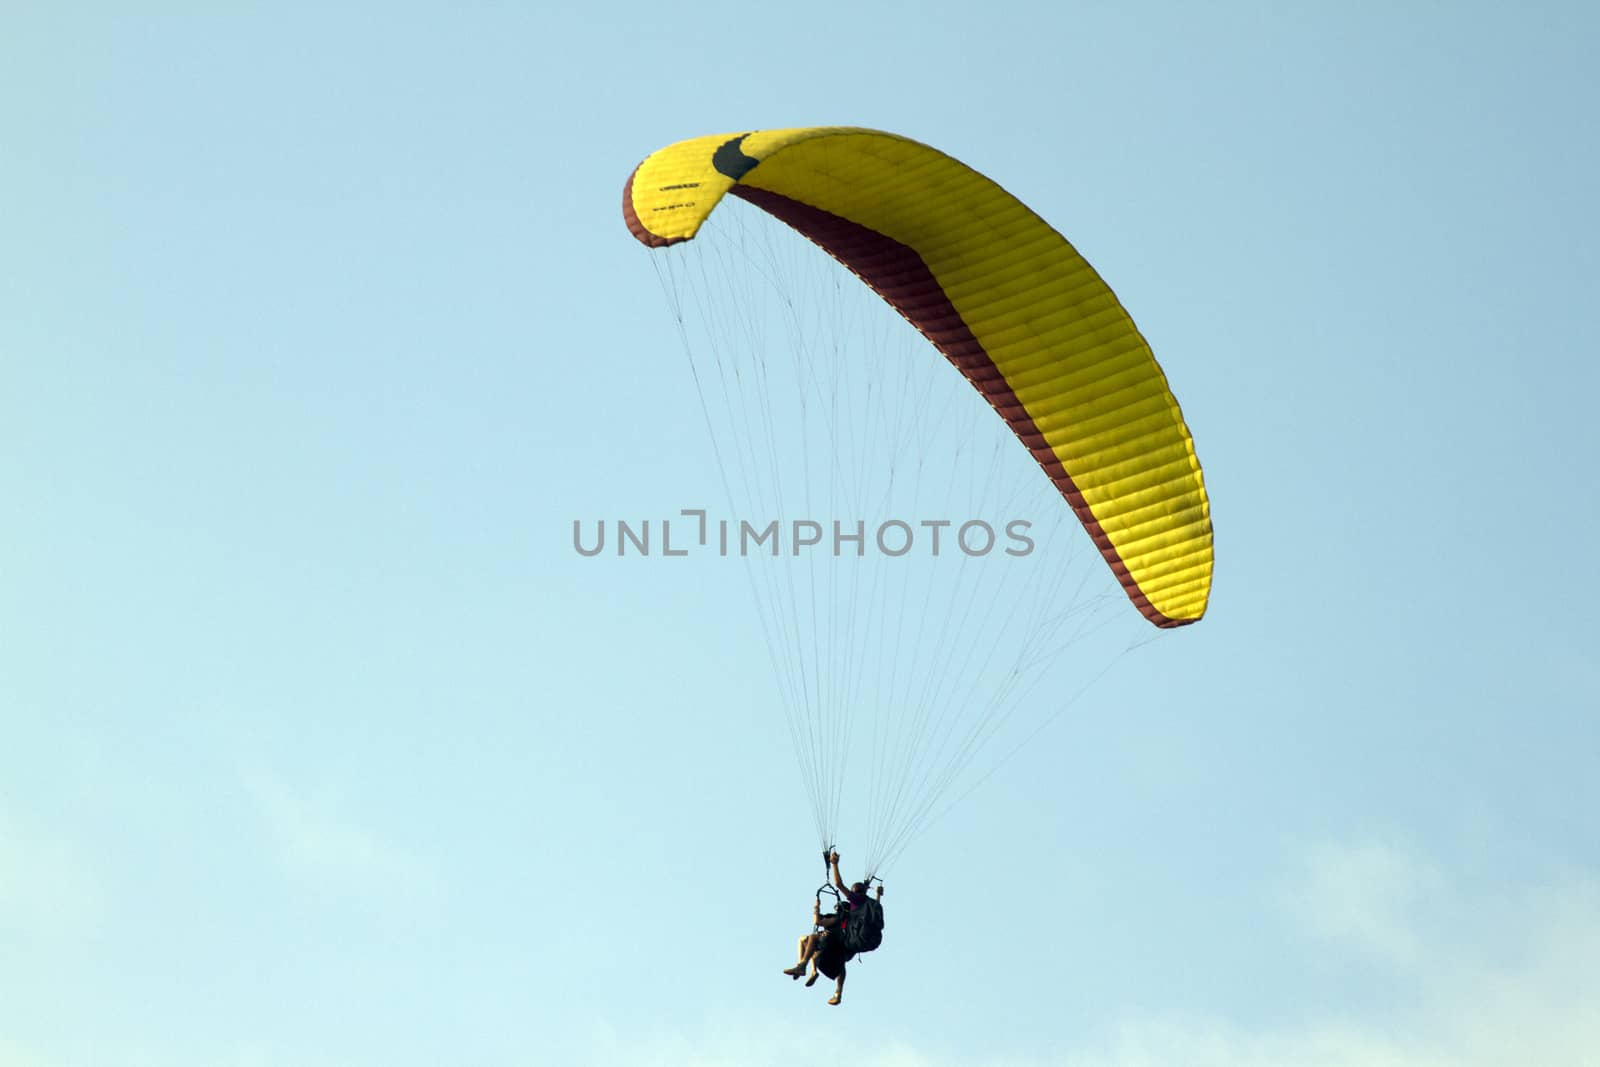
{"left": 4, "top": 3, "right": 1598, "bottom": 1065}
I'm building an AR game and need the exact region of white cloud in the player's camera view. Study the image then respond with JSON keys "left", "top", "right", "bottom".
{"left": 1429, "top": 879, "right": 1600, "bottom": 1065}
{"left": 0, "top": 1037, "right": 66, "bottom": 1067}
{"left": 0, "top": 1035, "right": 360, "bottom": 1067}
{"left": 1082, "top": 848, "right": 1600, "bottom": 1067}
{"left": 584, "top": 1018, "right": 973, "bottom": 1067}
{"left": 1284, "top": 838, "right": 1439, "bottom": 964}
{"left": 1073, "top": 1017, "right": 1458, "bottom": 1067}
{"left": 584, "top": 843, "right": 1600, "bottom": 1067}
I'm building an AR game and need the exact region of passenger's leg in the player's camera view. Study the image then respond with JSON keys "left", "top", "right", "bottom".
{"left": 784, "top": 934, "right": 816, "bottom": 977}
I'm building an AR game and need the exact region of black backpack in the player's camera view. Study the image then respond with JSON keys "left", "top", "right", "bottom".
{"left": 843, "top": 897, "right": 885, "bottom": 954}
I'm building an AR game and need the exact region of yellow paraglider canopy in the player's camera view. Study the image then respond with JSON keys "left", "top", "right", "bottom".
{"left": 625, "top": 127, "right": 1212, "bottom": 627}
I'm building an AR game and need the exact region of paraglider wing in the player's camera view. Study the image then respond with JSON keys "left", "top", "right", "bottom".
{"left": 624, "top": 127, "right": 1212, "bottom": 627}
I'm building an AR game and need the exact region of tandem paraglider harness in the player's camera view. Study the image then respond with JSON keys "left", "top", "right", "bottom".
{"left": 815, "top": 856, "right": 885, "bottom": 959}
